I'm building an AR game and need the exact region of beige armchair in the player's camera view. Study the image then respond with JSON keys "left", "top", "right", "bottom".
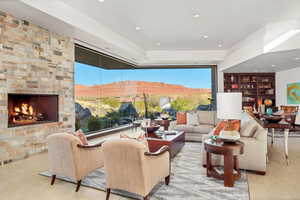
{"left": 47, "top": 133, "right": 104, "bottom": 192}
{"left": 102, "top": 139, "right": 171, "bottom": 200}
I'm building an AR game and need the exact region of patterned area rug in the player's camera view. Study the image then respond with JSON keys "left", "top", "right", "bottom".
{"left": 40, "top": 142, "right": 249, "bottom": 200}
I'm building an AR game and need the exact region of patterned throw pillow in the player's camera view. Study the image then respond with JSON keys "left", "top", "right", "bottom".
{"left": 74, "top": 129, "right": 88, "bottom": 145}
{"left": 176, "top": 112, "right": 187, "bottom": 124}
{"left": 187, "top": 112, "right": 199, "bottom": 126}
{"left": 214, "top": 120, "right": 241, "bottom": 136}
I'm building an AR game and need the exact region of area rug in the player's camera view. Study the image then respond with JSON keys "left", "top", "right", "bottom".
{"left": 40, "top": 142, "right": 249, "bottom": 200}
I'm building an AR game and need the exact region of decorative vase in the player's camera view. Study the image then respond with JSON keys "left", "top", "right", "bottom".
{"left": 266, "top": 108, "right": 273, "bottom": 116}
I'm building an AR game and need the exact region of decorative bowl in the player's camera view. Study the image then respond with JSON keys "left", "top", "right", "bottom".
{"left": 264, "top": 115, "right": 282, "bottom": 123}
{"left": 142, "top": 125, "right": 160, "bottom": 133}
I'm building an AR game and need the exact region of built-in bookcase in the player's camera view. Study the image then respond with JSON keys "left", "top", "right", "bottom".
{"left": 224, "top": 73, "right": 276, "bottom": 111}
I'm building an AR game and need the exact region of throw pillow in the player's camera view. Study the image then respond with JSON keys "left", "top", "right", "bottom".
{"left": 213, "top": 120, "right": 240, "bottom": 135}
{"left": 240, "top": 119, "right": 258, "bottom": 137}
{"left": 214, "top": 121, "right": 227, "bottom": 135}
{"left": 75, "top": 129, "right": 88, "bottom": 145}
{"left": 177, "top": 112, "right": 187, "bottom": 124}
{"left": 186, "top": 112, "right": 199, "bottom": 126}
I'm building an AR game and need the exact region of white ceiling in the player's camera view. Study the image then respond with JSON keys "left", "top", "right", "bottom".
{"left": 61, "top": 0, "right": 300, "bottom": 50}
{"left": 224, "top": 49, "right": 300, "bottom": 73}
{"left": 0, "top": 0, "right": 300, "bottom": 71}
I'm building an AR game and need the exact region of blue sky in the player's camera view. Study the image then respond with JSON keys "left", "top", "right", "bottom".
{"left": 75, "top": 62, "right": 211, "bottom": 89}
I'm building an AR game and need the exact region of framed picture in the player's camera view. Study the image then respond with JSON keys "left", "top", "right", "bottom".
{"left": 287, "top": 82, "right": 300, "bottom": 104}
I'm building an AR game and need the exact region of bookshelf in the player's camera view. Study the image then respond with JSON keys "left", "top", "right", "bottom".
{"left": 224, "top": 73, "right": 276, "bottom": 111}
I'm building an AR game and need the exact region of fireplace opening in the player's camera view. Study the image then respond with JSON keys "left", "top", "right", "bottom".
{"left": 8, "top": 94, "right": 59, "bottom": 127}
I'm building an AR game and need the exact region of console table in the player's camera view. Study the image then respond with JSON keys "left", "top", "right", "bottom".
{"left": 259, "top": 120, "right": 291, "bottom": 165}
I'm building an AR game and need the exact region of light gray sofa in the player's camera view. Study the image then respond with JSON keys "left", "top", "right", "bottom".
{"left": 170, "top": 111, "right": 216, "bottom": 142}
{"left": 201, "top": 112, "right": 268, "bottom": 174}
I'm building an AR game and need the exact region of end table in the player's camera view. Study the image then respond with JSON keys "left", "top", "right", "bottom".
{"left": 204, "top": 139, "right": 244, "bottom": 187}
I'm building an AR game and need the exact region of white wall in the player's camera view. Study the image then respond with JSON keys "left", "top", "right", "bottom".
{"left": 276, "top": 67, "right": 300, "bottom": 106}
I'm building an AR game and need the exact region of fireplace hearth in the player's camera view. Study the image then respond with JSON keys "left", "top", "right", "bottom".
{"left": 8, "top": 94, "right": 59, "bottom": 127}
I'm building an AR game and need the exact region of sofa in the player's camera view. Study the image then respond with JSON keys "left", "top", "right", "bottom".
{"left": 201, "top": 112, "right": 268, "bottom": 174}
{"left": 170, "top": 111, "right": 216, "bottom": 141}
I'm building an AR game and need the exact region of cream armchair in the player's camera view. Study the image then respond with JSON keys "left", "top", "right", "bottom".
{"left": 47, "top": 133, "right": 104, "bottom": 192}
{"left": 102, "top": 139, "right": 171, "bottom": 200}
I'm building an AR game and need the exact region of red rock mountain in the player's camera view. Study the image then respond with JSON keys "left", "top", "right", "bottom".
{"left": 75, "top": 81, "right": 211, "bottom": 98}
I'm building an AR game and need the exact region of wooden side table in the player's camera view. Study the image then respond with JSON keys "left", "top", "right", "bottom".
{"left": 204, "top": 139, "right": 244, "bottom": 187}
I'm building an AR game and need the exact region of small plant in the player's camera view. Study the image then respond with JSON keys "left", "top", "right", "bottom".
{"left": 87, "top": 116, "right": 102, "bottom": 132}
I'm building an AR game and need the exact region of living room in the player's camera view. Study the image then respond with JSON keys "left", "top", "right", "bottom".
{"left": 1, "top": 1, "right": 300, "bottom": 200}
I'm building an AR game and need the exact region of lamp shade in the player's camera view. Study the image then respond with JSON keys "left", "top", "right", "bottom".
{"left": 217, "top": 92, "right": 242, "bottom": 120}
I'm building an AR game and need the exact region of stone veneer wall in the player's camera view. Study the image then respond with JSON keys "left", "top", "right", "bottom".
{"left": 0, "top": 10, "right": 75, "bottom": 161}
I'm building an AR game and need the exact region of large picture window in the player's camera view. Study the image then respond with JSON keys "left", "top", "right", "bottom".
{"left": 75, "top": 62, "right": 214, "bottom": 134}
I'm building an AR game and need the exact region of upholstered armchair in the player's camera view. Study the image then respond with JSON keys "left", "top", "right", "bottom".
{"left": 47, "top": 133, "right": 104, "bottom": 192}
{"left": 102, "top": 139, "right": 171, "bottom": 200}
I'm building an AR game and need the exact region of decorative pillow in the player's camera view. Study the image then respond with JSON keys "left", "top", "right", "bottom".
{"left": 176, "top": 112, "right": 187, "bottom": 125}
{"left": 186, "top": 112, "right": 199, "bottom": 126}
{"left": 240, "top": 119, "right": 258, "bottom": 137}
{"left": 214, "top": 121, "right": 227, "bottom": 135}
{"left": 213, "top": 120, "right": 241, "bottom": 135}
{"left": 120, "top": 132, "right": 149, "bottom": 150}
{"left": 75, "top": 129, "right": 88, "bottom": 145}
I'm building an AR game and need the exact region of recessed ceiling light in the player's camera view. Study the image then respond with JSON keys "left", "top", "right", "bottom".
{"left": 271, "top": 64, "right": 276, "bottom": 67}
{"left": 193, "top": 14, "right": 200, "bottom": 18}
{"left": 98, "top": 0, "right": 104, "bottom": 2}
{"left": 295, "top": 57, "right": 300, "bottom": 60}
{"left": 156, "top": 42, "right": 161, "bottom": 46}
{"left": 218, "top": 44, "right": 222, "bottom": 48}
{"left": 203, "top": 35, "right": 208, "bottom": 39}
{"left": 135, "top": 26, "right": 141, "bottom": 31}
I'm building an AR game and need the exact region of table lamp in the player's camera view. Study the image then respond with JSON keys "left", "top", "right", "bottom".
{"left": 217, "top": 92, "right": 242, "bottom": 140}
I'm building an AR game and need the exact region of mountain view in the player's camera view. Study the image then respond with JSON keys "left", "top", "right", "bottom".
{"left": 75, "top": 62, "right": 212, "bottom": 133}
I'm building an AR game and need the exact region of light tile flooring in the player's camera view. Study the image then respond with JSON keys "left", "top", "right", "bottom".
{"left": 1, "top": 131, "right": 300, "bottom": 200}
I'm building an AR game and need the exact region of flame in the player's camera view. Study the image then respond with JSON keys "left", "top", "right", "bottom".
{"left": 14, "top": 103, "right": 35, "bottom": 116}
{"left": 14, "top": 107, "right": 20, "bottom": 113}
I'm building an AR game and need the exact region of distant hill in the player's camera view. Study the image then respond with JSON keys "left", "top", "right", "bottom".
{"left": 75, "top": 81, "right": 211, "bottom": 98}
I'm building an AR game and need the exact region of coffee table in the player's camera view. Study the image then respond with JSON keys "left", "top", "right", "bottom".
{"left": 147, "top": 131, "right": 185, "bottom": 158}
{"left": 204, "top": 139, "right": 244, "bottom": 187}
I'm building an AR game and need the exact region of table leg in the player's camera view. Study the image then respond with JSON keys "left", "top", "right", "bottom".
{"left": 224, "top": 153, "right": 234, "bottom": 187}
{"left": 284, "top": 129, "right": 289, "bottom": 165}
{"left": 206, "top": 152, "right": 212, "bottom": 177}
{"left": 271, "top": 128, "right": 275, "bottom": 146}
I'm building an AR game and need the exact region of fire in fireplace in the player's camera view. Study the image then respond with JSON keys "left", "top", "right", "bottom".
{"left": 8, "top": 94, "right": 59, "bottom": 127}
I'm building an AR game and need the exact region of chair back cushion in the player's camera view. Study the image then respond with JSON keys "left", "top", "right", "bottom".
{"left": 197, "top": 111, "right": 215, "bottom": 125}
{"left": 47, "top": 133, "right": 81, "bottom": 179}
{"left": 102, "top": 139, "right": 148, "bottom": 195}
{"left": 295, "top": 112, "right": 300, "bottom": 125}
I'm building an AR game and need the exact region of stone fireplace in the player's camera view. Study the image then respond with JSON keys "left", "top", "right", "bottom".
{"left": 8, "top": 94, "right": 59, "bottom": 127}
{"left": 0, "top": 10, "right": 75, "bottom": 162}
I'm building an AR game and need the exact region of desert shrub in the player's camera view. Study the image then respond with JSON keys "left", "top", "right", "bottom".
{"left": 87, "top": 116, "right": 102, "bottom": 132}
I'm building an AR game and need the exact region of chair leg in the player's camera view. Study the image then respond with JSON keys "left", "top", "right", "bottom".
{"left": 165, "top": 175, "right": 170, "bottom": 185}
{"left": 75, "top": 180, "right": 81, "bottom": 192}
{"left": 106, "top": 188, "right": 111, "bottom": 200}
{"left": 51, "top": 175, "right": 56, "bottom": 185}
{"left": 144, "top": 195, "right": 149, "bottom": 200}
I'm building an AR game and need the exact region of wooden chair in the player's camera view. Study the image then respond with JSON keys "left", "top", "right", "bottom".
{"left": 280, "top": 106, "right": 299, "bottom": 113}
